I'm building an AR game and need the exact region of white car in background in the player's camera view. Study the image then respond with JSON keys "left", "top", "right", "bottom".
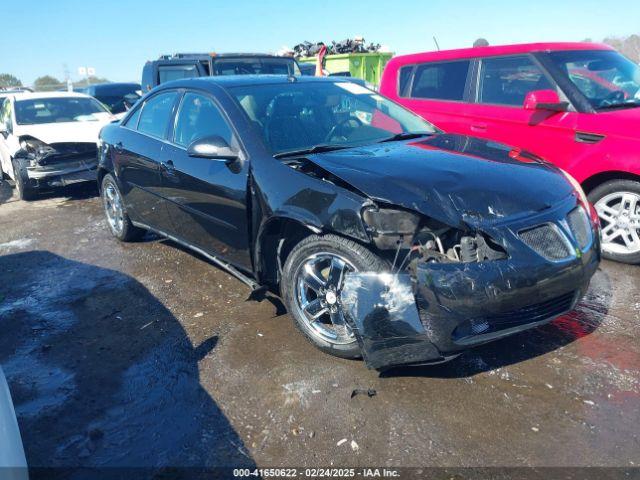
{"left": 0, "top": 92, "right": 114, "bottom": 200}
{"left": 0, "top": 368, "right": 28, "bottom": 480}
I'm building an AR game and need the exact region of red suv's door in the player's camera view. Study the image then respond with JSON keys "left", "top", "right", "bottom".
{"left": 462, "top": 55, "right": 578, "bottom": 169}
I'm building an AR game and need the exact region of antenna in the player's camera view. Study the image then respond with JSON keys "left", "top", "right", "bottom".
{"left": 433, "top": 36, "right": 441, "bottom": 51}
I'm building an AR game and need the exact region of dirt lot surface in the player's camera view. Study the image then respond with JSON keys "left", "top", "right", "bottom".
{"left": 0, "top": 182, "right": 639, "bottom": 478}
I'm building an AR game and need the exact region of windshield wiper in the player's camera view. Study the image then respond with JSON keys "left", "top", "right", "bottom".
{"left": 597, "top": 100, "right": 640, "bottom": 111}
{"left": 377, "top": 132, "right": 433, "bottom": 143}
{"left": 274, "top": 144, "right": 352, "bottom": 159}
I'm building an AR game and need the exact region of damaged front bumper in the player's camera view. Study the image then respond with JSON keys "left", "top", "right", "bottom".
{"left": 341, "top": 199, "right": 601, "bottom": 370}
{"left": 15, "top": 142, "right": 98, "bottom": 188}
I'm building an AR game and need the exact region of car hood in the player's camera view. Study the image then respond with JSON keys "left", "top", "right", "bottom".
{"left": 15, "top": 114, "right": 113, "bottom": 145}
{"left": 581, "top": 106, "right": 640, "bottom": 139}
{"left": 306, "top": 134, "right": 574, "bottom": 228}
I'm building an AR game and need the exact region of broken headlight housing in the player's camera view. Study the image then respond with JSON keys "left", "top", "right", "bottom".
{"left": 362, "top": 207, "right": 420, "bottom": 250}
{"left": 363, "top": 206, "right": 507, "bottom": 265}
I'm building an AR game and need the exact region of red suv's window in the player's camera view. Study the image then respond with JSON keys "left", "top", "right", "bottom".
{"left": 478, "top": 56, "right": 553, "bottom": 106}
{"left": 406, "top": 60, "right": 470, "bottom": 101}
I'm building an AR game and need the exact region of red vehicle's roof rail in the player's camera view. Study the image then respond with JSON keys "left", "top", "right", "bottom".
{"left": 389, "top": 42, "right": 614, "bottom": 65}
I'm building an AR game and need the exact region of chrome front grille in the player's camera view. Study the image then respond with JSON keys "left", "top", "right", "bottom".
{"left": 567, "top": 206, "right": 592, "bottom": 250}
{"left": 519, "top": 223, "right": 572, "bottom": 261}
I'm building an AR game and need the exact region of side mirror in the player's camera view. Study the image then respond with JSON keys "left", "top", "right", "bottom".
{"left": 0, "top": 124, "right": 8, "bottom": 139}
{"left": 187, "top": 136, "right": 239, "bottom": 162}
{"left": 523, "top": 89, "right": 569, "bottom": 112}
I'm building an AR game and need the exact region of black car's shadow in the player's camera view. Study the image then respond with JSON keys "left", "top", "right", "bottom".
{"left": 0, "top": 180, "right": 99, "bottom": 205}
{"left": 156, "top": 237, "right": 287, "bottom": 316}
{"left": 0, "top": 251, "right": 255, "bottom": 479}
{"left": 381, "top": 268, "right": 611, "bottom": 379}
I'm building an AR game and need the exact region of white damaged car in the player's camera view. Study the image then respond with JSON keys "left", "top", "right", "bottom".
{"left": 0, "top": 92, "right": 114, "bottom": 200}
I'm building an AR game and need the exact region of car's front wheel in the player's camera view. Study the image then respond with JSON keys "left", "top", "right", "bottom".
{"left": 12, "top": 160, "right": 36, "bottom": 201}
{"left": 281, "top": 234, "right": 387, "bottom": 359}
{"left": 101, "top": 173, "right": 145, "bottom": 242}
{"left": 589, "top": 179, "right": 640, "bottom": 264}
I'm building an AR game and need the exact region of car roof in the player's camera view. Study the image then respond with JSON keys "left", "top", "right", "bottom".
{"left": 157, "top": 75, "right": 356, "bottom": 91}
{"left": 388, "top": 42, "right": 614, "bottom": 65}
{"left": 153, "top": 53, "right": 294, "bottom": 62}
{"left": 12, "top": 91, "right": 95, "bottom": 102}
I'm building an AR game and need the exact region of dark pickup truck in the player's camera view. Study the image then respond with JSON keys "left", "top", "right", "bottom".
{"left": 141, "top": 53, "right": 301, "bottom": 92}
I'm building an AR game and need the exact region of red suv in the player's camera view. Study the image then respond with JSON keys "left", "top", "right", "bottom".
{"left": 380, "top": 42, "right": 640, "bottom": 264}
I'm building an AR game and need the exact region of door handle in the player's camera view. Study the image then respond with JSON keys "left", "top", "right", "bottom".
{"left": 160, "top": 160, "right": 175, "bottom": 174}
{"left": 470, "top": 123, "right": 487, "bottom": 132}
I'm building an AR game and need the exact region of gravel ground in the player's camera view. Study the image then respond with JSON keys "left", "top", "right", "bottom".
{"left": 0, "top": 181, "right": 638, "bottom": 479}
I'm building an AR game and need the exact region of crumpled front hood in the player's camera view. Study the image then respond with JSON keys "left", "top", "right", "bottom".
{"left": 307, "top": 134, "right": 574, "bottom": 227}
{"left": 15, "top": 113, "right": 113, "bottom": 145}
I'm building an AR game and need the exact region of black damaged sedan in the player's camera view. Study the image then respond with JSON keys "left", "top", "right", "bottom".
{"left": 97, "top": 76, "right": 600, "bottom": 370}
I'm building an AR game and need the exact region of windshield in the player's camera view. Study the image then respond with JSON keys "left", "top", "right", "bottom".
{"left": 231, "top": 81, "right": 436, "bottom": 155}
{"left": 213, "top": 57, "right": 298, "bottom": 76}
{"left": 93, "top": 86, "right": 141, "bottom": 114}
{"left": 548, "top": 50, "right": 640, "bottom": 110}
{"left": 15, "top": 97, "right": 109, "bottom": 125}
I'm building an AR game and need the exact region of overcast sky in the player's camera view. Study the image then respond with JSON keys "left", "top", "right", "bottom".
{"left": 3, "top": 0, "right": 639, "bottom": 85}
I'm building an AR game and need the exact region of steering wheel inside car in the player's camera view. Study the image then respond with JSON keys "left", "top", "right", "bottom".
{"left": 598, "top": 90, "right": 626, "bottom": 107}
{"left": 324, "top": 117, "right": 363, "bottom": 142}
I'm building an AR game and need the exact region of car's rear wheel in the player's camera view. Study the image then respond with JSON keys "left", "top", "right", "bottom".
{"left": 12, "top": 160, "right": 36, "bottom": 201}
{"left": 101, "top": 173, "right": 145, "bottom": 242}
{"left": 281, "top": 234, "right": 387, "bottom": 359}
{"left": 589, "top": 179, "right": 640, "bottom": 264}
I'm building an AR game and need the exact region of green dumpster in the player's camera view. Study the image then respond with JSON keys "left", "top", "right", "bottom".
{"left": 298, "top": 52, "right": 393, "bottom": 86}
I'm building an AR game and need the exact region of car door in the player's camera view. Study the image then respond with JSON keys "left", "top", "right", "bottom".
{"left": 395, "top": 59, "right": 474, "bottom": 133}
{"left": 160, "top": 90, "right": 252, "bottom": 269}
{"left": 115, "top": 90, "right": 179, "bottom": 232}
{"left": 463, "top": 55, "right": 578, "bottom": 167}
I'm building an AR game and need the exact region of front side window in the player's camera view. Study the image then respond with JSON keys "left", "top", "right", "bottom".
{"left": 14, "top": 97, "right": 109, "bottom": 125}
{"left": 409, "top": 60, "right": 470, "bottom": 101}
{"left": 136, "top": 91, "right": 178, "bottom": 139}
{"left": 478, "top": 56, "right": 553, "bottom": 106}
{"left": 232, "top": 81, "right": 436, "bottom": 155}
{"left": 548, "top": 50, "right": 640, "bottom": 110}
{"left": 158, "top": 65, "right": 198, "bottom": 84}
{"left": 173, "top": 93, "right": 233, "bottom": 147}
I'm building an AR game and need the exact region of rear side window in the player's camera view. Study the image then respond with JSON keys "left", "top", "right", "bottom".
{"left": 158, "top": 65, "right": 198, "bottom": 84}
{"left": 173, "top": 93, "right": 233, "bottom": 147}
{"left": 136, "top": 91, "right": 178, "bottom": 139}
{"left": 478, "top": 56, "right": 553, "bottom": 106}
{"left": 409, "top": 60, "right": 470, "bottom": 101}
{"left": 398, "top": 66, "right": 413, "bottom": 96}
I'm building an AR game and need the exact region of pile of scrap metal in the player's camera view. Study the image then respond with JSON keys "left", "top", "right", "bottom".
{"left": 292, "top": 37, "right": 382, "bottom": 58}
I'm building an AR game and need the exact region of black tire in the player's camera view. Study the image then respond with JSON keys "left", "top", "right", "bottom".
{"left": 281, "top": 234, "right": 387, "bottom": 359}
{"left": 101, "top": 173, "right": 145, "bottom": 242}
{"left": 12, "top": 160, "right": 37, "bottom": 201}
{"left": 588, "top": 179, "right": 640, "bottom": 265}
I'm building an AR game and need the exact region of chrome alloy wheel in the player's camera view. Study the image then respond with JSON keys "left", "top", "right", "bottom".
{"left": 293, "top": 252, "right": 357, "bottom": 345}
{"left": 103, "top": 183, "right": 124, "bottom": 236}
{"left": 595, "top": 191, "right": 640, "bottom": 255}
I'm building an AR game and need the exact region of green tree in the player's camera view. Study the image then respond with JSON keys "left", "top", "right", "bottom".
{"left": 73, "top": 75, "right": 110, "bottom": 88}
{"left": 602, "top": 34, "right": 640, "bottom": 63}
{"left": 0, "top": 73, "right": 22, "bottom": 88}
{"left": 33, "top": 75, "right": 64, "bottom": 91}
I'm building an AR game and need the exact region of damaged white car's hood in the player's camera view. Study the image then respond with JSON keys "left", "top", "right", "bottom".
{"left": 14, "top": 113, "right": 113, "bottom": 144}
